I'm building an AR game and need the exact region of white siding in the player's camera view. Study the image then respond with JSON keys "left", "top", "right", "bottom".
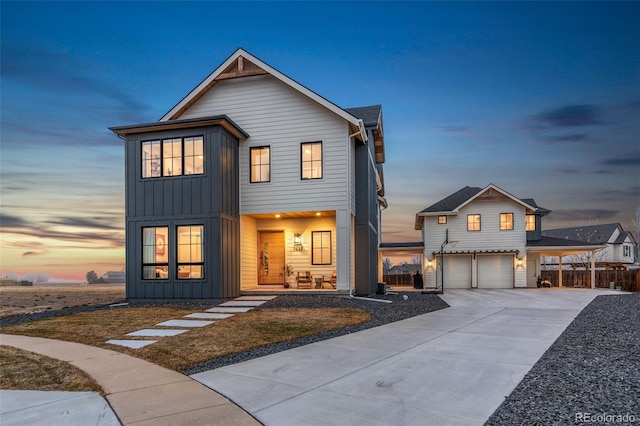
{"left": 179, "top": 75, "right": 352, "bottom": 215}
{"left": 423, "top": 199, "right": 528, "bottom": 256}
{"left": 240, "top": 215, "right": 258, "bottom": 289}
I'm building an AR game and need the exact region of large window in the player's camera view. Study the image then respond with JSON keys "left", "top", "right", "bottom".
{"left": 250, "top": 146, "right": 271, "bottom": 183}
{"left": 467, "top": 214, "right": 481, "bottom": 231}
{"left": 142, "top": 136, "right": 204, "bottom": 178}
{"left": 177, "top": 225, "right": 204, "bottom": 279}
{"left": 526, "top": 215, "right": 536, "bottom": 231}
{"left": 142, "top": 227, "right": 169, "bottom": 279}
{"left": 312, "top": 231, "right": 332, "bottom": 265}
{"left": 500, "top": 213, "right": 514, "bottom": 230}
{"left": 301, "top": 142, "right": 322, "bottom": 179}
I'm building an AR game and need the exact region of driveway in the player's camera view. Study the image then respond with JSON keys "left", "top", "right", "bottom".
{"left": 192, "top": 289, "right": 621, "bottom": 426}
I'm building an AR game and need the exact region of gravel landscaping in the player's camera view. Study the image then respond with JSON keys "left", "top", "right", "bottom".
{"left": 183, "top": 292, "right": 448, "bottom": 374}
{"left": 487, "top": 293, "right": 640, "bottom": 426}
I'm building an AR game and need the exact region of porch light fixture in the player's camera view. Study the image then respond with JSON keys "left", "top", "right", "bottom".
{"left": 293, "top": 233, "right": 303, "bottom": 251}
{"left": 517, "top": 258, "right": 523, "bottom": 267}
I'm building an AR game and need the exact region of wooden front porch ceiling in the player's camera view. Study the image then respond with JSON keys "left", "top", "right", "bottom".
{"left": 169, "top": 56, "right": 268, "bottom": 120}
{"left": 247, "top": 211, "right": 336, "bottom": 220}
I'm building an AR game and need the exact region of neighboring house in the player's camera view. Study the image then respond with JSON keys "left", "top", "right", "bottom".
{"left": 414, "top": 184, "right": 603, "bottom": 289}
{"left": 542, "top": 224, "right": 638, "bottom": 270}
{"left": 100, "top": 271, "right": 126, "bottom": 283}
{"left": 110, "top": 48, "right": 386, "bottom": 300}
{"left": 388, "top": 263, "right": 421, "bottom": 276}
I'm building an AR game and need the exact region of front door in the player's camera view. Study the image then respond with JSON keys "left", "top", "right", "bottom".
{"left": 258, "top": 231, "right": 285, "bottom": 285}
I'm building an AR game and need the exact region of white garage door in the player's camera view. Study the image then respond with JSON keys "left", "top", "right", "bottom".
{"left": 438, "top": 255, "right": 472, "bottom": 289}
{"left": 478, "top": 255, "right": 514, "bottom": 288}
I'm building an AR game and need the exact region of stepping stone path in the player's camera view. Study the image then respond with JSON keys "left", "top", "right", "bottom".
{"left": 105, "top": 295, "right": 277, "bottom": 348}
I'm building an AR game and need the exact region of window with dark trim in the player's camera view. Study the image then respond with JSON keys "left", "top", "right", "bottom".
{"left": 526, "top": 215, "right": 536, "bottom": 231}
{"left": 250, "top": 146, "right": 271, "bottom": 183}
{"left": 301, "top": 142, "right": 322, "bottom": 179}
{"left": 500, "top": 213, "right": 514, "bottom": 230}
{"left": 467, "top": 214, "right": 481, "bottom": 231}
{"left": 312, "top": 231, "right": 332, "bottom": 265}
{"left": 438, "top": 215, "right": 447, "bottom": 224}
{"left": 142, "top": 227, "right": 169, "bottom": 279}
{"left": 177, "top": 225, "right": 204, "bottom": 279}
{"left": 142, "top": 136, "right": 204, "bottom": 178}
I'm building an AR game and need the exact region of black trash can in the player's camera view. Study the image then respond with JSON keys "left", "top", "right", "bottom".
{"left": 377, "top": 282, "right": 386, "bottom": 295}
{"left": 413, "top": 272, "right": 423, "bottom": 289}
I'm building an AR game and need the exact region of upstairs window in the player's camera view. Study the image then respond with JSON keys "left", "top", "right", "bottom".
{"left": 467, "top": 214, "right": 481, "bottom": 231}
{"left": 500, "top": 213, "right": 514, "bottom": 230}
{"left": 301, "top": 142, "right": 322, "bottom": 179}
{"left": 438, "top": 216, "right": 447, "bottom": 224}
{"left": 623, "top": 245, "right": 631, "bottom": 257}
{"left": 250, "top": 146, "right": 271, "bottom": 183}
{"left": 142, "top": 136, "right": 204, "bottom": 178}
{"left": 526, "top": 215, "right": 536, "bottom": 231}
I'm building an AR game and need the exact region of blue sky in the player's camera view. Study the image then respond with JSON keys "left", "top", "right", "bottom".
{"left": 1, "top": 1, "right": 639, "bottom": 280}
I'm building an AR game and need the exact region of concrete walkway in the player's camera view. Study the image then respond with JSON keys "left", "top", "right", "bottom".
{"left": 0, "top": 334, "right": 259, "bottom": 425}
{"left": 192, "top": 288, "right": 625, "bottom": 426}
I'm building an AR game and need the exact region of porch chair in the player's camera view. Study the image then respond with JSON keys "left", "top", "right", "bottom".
{"left": 296, "top": 271, "right": 312, "bottom": 289}
{"left": 322, "top": 271, "right": 337, "bottom": 289}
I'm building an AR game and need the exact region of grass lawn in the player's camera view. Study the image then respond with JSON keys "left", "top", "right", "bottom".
{"left": 1, "top": 306, "right": 370, "bottom": 372}
{"left": 0, "top": 345, "right": 102, "bottom": 394}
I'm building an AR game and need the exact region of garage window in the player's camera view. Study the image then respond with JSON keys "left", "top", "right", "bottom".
{"left": 467, "top": 214, "right": 481, "bottom": 231}
{"left": 500, "top": 213, "right": 514, "bottom": 230}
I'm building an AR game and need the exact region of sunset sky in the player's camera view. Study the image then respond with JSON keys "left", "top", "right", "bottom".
{"left": 1, "top": 1, "right": 639, "bottom": 281}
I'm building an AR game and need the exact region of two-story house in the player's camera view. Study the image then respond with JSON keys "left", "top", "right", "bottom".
{"left": 542, "top": 223, "right": 638, "bottom": 269}
{"left": 414, "top": 184, "right": 603, "bottom": 289}
{"left": 110, "top": 48, "right": 386, "bottom": 301}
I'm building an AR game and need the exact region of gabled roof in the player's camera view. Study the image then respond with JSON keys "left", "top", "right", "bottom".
{"left": 415, "top": 184, "right": 537, "bottom": 230}
{"left": 160, "top": 48, "right": 368, "bottom": 142}
{"left": 345, "top": 105, "right": 385, "bottom": 164}
{"left": 542, "top": 223, "right": 629, "bottom": 245}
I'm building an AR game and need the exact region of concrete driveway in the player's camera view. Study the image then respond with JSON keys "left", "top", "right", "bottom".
{"left": 192, "top": 289, "right": 622, "bottom": 426}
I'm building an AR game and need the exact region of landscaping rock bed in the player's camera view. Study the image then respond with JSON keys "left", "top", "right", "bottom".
{"left": 184, "top": 292, "right": 448, "bottom": 374}
{"left": 487, "top": 293, "right": 640, "bottom": 425}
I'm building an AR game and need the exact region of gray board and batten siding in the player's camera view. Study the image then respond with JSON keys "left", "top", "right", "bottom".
{"left": 115, "top": 122, "right": 243, "bottom": 301}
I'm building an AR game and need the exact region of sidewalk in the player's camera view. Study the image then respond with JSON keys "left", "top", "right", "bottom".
{"left": 0, "top": 334, "right": 260, "bottom": 426}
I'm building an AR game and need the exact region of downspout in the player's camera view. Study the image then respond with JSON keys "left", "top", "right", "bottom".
{"left": 349, "top": 290, "right": 392, "bottom": 304}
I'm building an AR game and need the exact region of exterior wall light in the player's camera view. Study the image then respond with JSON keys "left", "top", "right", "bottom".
{"left": 294, "top": 233, "right": 303, "bottom": 251}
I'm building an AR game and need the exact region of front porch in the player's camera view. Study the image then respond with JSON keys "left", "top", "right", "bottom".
{"left": 240, "top": 211, "right": 349, "bottom": 293}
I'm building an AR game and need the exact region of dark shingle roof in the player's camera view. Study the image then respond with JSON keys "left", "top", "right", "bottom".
{"left": 419, "top": 186, "right": 482, "bottom": 213}
{"left": 526, "top": 236, "right": 602, "bottom": 247}
{"left": 520, "top": 198, "right": 551, "bottom": 215}
{"left": 542, "top": 223, "right": 622, "bottom": 244}
{"left": 344, "top": 105, "right": 381, "bottom": 127}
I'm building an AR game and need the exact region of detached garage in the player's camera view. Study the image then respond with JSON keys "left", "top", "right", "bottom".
{"left": 477, "top": 255, "right": 514, "bottom": 288}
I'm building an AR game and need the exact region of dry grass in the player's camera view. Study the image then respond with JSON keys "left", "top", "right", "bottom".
{"left": 1, "top": 306, "right": 370, "bottom": 371}
{"left": 0, "top": 284, "right": 125, "bottom": 318}
{"left": 0, "top": 345, "right": 102, "bottom": 394}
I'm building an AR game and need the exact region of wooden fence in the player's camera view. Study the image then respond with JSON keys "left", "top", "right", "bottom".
{"left": 383, "top": 274, "right": 414, "bottom": 286}
{"left": 541, "top": 270, "right": 639, "bottom": 292}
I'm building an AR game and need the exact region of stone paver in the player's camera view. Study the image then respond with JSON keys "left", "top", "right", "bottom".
{"left": 156, "top": 319, "right": 213, "bottom": 327}
{"left": 184, "top": 312, "right": 234, "bottom": 320}
{"left": 207, "top": 307, "right": 254, "bottom": 313}
{"left": 126, "top": 329, "right": 188, "bottom": 337}
{"left": 218, "top": 300, "right": 267, "bottom": 307}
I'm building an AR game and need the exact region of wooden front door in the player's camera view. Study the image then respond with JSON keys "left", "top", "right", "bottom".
{"left": 258, "top": 231, "right": 285, "bottom": 285}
